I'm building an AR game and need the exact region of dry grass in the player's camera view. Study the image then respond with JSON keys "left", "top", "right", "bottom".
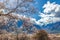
{"left": 0, "top": 30, "right": 57, "bottom": 40}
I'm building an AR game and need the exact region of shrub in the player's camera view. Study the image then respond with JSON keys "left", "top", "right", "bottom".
{"left": 32, "top": 30, "right": 51, "bottom": 40}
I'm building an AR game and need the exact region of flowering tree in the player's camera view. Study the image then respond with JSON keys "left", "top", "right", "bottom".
{"left": 0, "top": 0, "right": 38, "bottom": 34}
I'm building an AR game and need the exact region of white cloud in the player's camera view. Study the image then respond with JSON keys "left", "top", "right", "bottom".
{"left": 43, "top": 1, "right": 60, "bottom": 14}
{"left": 39, "top": 13, "right": 55, "bottom": 17}
{"left": 31, "top": 1, "right": 60, "bottom": 26}
{"left": 33, "top": 14, "right": 60, "bottom": 26}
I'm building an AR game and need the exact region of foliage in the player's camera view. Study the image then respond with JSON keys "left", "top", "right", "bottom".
{"left": 0, "top": 0, "right": 38, "bottom": 34}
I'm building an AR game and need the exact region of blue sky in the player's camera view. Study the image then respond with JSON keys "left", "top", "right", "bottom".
{"left": 31, "top": 0, "right": 60, "bottom": 33}
{"left": 0, "top": 0, "right": 60, "bottom": 33}
{"left": 32, "top": 0, "right": 60, "bottom": 20}
{"left": 36, "top": 0, "right": 60, "bottom": 12}
{"left": 17, "top": 0, "right": 60, "bottom": 32}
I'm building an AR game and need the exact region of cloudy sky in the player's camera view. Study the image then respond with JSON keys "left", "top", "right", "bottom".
{"left": 30, "top": 0, "right": 60, "bottom": 33}
{"left": 0, "top": 0, "right": 60, "bottom": 33}
{"left": 31, "top": 0, "right": 60, "bottom": 26}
